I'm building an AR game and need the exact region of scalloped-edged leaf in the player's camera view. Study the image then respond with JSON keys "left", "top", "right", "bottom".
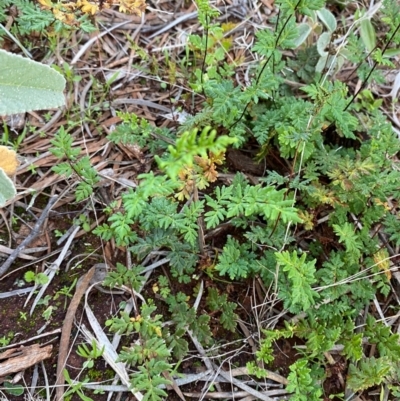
{"left": 293, "top": 23, "right": 312, "bottom": 48}
{"left": 360, "top": 19, "right": 376, "bottom": 53}
{"left": 317, "top": 8, "right": 337, "bottom": 33}
{"left": 4, "top": 380, "right": 24, "bottom": 396}
{"left": 316, "top": 54, "right": 328, "bottom": 72}
{"left": 317, "top": 32, "right": 331, "bottom": 56}
{"left": 0, "top": 169, "right": 16, "bottom": 207}
{"left": 0, "top": 49, "right": 66, "bottom": 116}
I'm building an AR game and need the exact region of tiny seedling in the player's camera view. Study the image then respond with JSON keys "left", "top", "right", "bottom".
{"left": 63, "top": 369, "right": 93, "bottom": 401}
{"left": 0, "top": 332, "right": 14, "bottom": 347}
{"left": 18, "top": 311, "right": 27, "bottom": 321}
{"left": 42, "top": 305, "right": 56, "bottom": 321}
{"left": 76, "top": 339, "right": 105, "bottom": 369}
{"left": 37, "top": 295, "right": 52, "bottom": 306}
{"left": 56, "top": 281, "right": 77, "bottom": 299}
{"left": 54, "top": 229, "right": 66, "bottom": 238}
{"left": 24, "top": 271, "right": 49, "bottom": 286}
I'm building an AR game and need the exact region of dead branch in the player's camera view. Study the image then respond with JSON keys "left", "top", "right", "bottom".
{"left": 0, "top": 195, "right": 58, "bottom": 278}
{"left": 0, "top": 344, "right": 52, "bottom": 376}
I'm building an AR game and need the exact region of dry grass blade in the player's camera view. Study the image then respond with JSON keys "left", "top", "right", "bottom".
{"left": 230, "top": 367, "right": 288, "bottom": 387}
{"left": 26, "top": 225, "right": 80, "bottom": 315}
{"left": 0, "top": 329, "right": 61, "bottom": 351}
{"left": 79, "top": 317, "right": 143, "bottom": 400}
{"left": 212, "top": 366, "right": 276, "bottom": 401}
{"left": 55, "top": 266, "right": 95, "bottom": 401}
{"left": 183, "top": 389, "right": 289, "bottom": 399}
{"left": 187, "top": 329, "right": 222, "bottom": 393}
{"left": 0, "top": 286, "right": 35, "bottom": 298}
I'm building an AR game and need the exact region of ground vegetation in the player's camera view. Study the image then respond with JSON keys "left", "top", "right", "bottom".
{"left": 1, "top": 1, "right": 400, "bottom": 401}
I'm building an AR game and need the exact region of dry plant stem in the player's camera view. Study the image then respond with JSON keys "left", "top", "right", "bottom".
{"left": 0, "top": 245, "right": 48, "bottom": 258}
{"left": 81, "top": 305, "right": 143, "bottom": 401}
{"left": 237, "top": 320, "right": 258, "bottom": 354}
{"left": 111, "top": 98, "right": 172, "bottom": 113}
{"left": 233, "top": 367, "right": 287, "bottom": 386}
{"left": 212, "top": 365, "right": 276, "bottom": 401}
{"left": 55, "top": 266, "right": 95, "bottom": 401}
{"left": 187, "top": 329, "right": 222, "bottom": 393}
{"left": 0, "top": 23, "right": 32, "bottom": 58}
{"left": 41, "top": 360, "right": 51, "bottom": 401}
{"left": 193, "top": 186, "right": 206, "bottom": 255}
{"left": 0, "top": 208, "right": 12, "bottom": 248}
{"left": 81, "top": 368, "right": 286, "bottom": 393}
{"left": 37, "top": 109, "right": 63, "bottom": 134}
{"left": 0, "top": 195, "right": 58, "bottom": 278}
{"left": 71, "top": 20, "right": 131, "bottom": 65}
{"left": 30, "top": 364, "right": 39, "bottom": 397}
{"left": 162, "top": 370, "right": 186, "bottom": 401}
{"left": 79, "top": 79, "right": 93, "bottom": 138}
{"left": 238, "top": 392, "right": 286, "bottom": 401}
{"left": 148, "top": 11, "right": 199, "bottom": 38}
{"left": 0, "top": 329, "right": 61, "bottom": 351}
{"left": 189, "top": 283, "right": 223, "bottom": 391}
{"left": 324, "top": 352, "right": 344, "bottom": 388}
{"left": 184, "top": 391, "right": 254, "bottom": 399}
{"left": 183, "top": 389, "right": 289, "bottom": 399}
{"left": 141, "top": 257, "right": 170, "bottom": 273}
{"left": 0, "top": 286, "right": 35, "bottom": 298}
{"left": 222, "top": 367, "right": 288, "bottom": 386}
{"left": 126, "top": 13, "right": 145, "bottom": 76}
{"left": 0, "top": 249, "right": 62, "bottom": 283}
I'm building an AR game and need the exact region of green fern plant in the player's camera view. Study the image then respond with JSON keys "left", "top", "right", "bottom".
{"left": 106, "top": 303, "right": 173, "bottom": 401}
{"left": 50, "top": 127, "right": 100, "bottom": 201}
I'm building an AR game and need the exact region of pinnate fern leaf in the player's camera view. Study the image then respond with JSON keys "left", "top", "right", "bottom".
{"left": 276, "top": 251, "right": 319, "bottom": 312}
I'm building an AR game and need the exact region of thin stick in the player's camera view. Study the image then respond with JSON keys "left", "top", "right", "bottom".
{"left": 0, "top": 328, "right": 61, "bottom": 351}
{"left": 0, "top": 195, "right": 58, "bottom": 278}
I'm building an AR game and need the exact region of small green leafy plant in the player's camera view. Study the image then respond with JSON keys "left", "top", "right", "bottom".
{"left": 106, "top": 301, "right": 173, "bottom": 401}
{"left": 46, "top": 0, "right": 400, "bottom": 399}
{"left": 24, "top": 270, "right": 50, "bottom": 286}
{"left": 2, "top": 377, "right": 24, "bottom": 397}
{"left": 0, "top": 331, "right": 14, "bottom": 347}
{"left": 63, "top": 369, "right": 93, "bottom": 401}
{"left": 50, "top": 127, "right": 100, "bottom": 201}
{"left": 77, "top": 340, "right": 105, "bottom": 369}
